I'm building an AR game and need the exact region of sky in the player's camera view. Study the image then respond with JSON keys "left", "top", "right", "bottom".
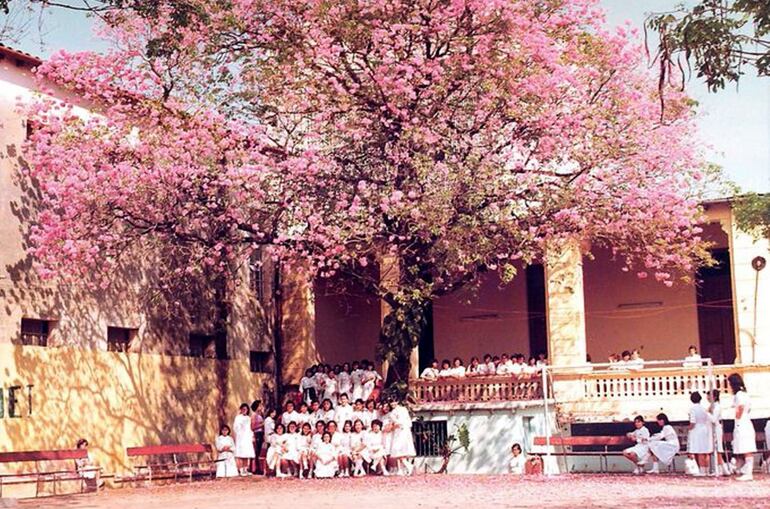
{"left": 4, "top": 0, "right": 769, "bottom": 194}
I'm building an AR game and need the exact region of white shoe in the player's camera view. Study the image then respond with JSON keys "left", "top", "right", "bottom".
{"left": 632, "top": 466, "right": 642, "bottom": 475}
{"left": 736, "top": 473, "right": 754, "bottom": 481}
{"left": 646, "top": 466, "right": 660, "bottom": 474}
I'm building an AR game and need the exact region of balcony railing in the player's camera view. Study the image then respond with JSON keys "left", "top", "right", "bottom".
{"left": 412, "top": 375, "right": 543, "bottom": 405}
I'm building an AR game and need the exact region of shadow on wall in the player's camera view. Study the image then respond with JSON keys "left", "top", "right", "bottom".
{"left": 0, "top": 343, "right": 266, "bottom": 475}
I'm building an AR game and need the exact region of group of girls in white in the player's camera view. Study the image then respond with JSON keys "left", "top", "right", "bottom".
{"left": 217, "top": 396, "right": 416, "bottom": 479}
{"left": 623, "top": 373, "right": 758, "bottom": 481}
{"left": 299, "top": 361, "right": 383, "bottom": 406}
{"left": 419, "top": 352, "right": 547, "bottom": 380}
{"left": 606, "top": 349, "right": 645, "bottom": 370}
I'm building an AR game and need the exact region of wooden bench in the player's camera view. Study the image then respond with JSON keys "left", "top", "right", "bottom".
{"left": 534, "top": 431, "right": 768, "bottom": 473}
{"left": 120, "top": 444, "right": 220, "bottom": 484}
{"left": 0, "top": 449, "right": 101, "bottom": 498}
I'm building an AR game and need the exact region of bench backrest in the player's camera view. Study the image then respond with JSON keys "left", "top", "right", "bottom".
{"left": 533, "top": 436, "right": 631, "bottom": 447}
{"left": 126, "top": 444, "right": 212, "bottom": 457}
{"left": 0, "top": 449, "right": 87, "bottom": 463}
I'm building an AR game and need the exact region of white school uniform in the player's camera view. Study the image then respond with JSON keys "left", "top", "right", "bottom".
{"left": 420, "top": 367, "right": 439, "bottom": 380}
{"left": 732, "top": 391, "right": 757, "bottom": 454}
{"left": 264, "top": 416, "right": 276, "bottom": 442}
{"left": 351, "top": 369, "right": 364, "bottom": 401}
{"left": 333, "top": 432, "right": 350, "bottom": 457}
{"left": 316, "top": 409, "right": 336, "bottom": 425}
{"left": 511, "top": 362, "right": 524, "bottom": 376}
{"left": 627, "top": 358, "right": 644, "bottom": 371}
{"left": 466, "top": 364, "right": 480, "bottom": 376}
{"left": 449, "top": 366, "right": 466, "bottom": 377}
{"left": 688, "top": 403, "right": 713, "bottom": 454}
{"left": 362, "top": 369, "right": 380, "bottom": 401}
{"left": 349, "top": 432, "right": 366, "bottom": 458}
{"left": 300, "top": 376, "right": 317, "bottom": 404}
{"left": 351, "top": 410, "right": 368, "bottom": 428}
{"left": 486, "top": 361, "right": 497, "bottom": 374}
{"left": 438, "top": 368, "right": 454, "bottom": 378}
{"left": 523, "top": 364, "right": 538, "bottom": 376}
{"left": 281, "top": 410, "right": 302, "bottom": 427}
{"left": 623, "top": 426, "right": 650, "bottom": 462}
{"left": 337, "top": 371, "right": 352, "bottom": 399}
{"left": 648, "top": 425, "right": 680, "bottom": 465}
{"left": 215, "top": 435, "right": 239, "bottom": 477}
{"left": 496, "top": 361, "right": 513, "bottom": 375}
{"left": 296, "top": 433, "right": 313, "bottom": 458}
{"left": 683, "top": 353, "right": 702, "bottom": 368}
{"left": 388, "top": 404, "right": 416, "bottom": 459}
{"left": 508, "top": 453, "right": 526, "bottom": 474}
{"left": 266, "top": 433, "right": 288, "bottom": 469}
{"left": 313, "top": 442, "right": 338, "bottom": 478}
{"left": 311, "top": 433, "right": 324, "bottom": 450}
{"left": 233, "top": 414, "right": 256, "bottom": 458}
{"left": 363, "top": 430, "right": 386, "bottom": 463}
{"left": 709, "top": 401, "right": 724, "bottom": 453}
{"left": 364, "top": 409, "right": 377, "bottom": 428}
{"left": 335, "top": 403, "right": 354, "bottom": 427}
{"left": 283, "top": 433, "right": 301, "bottom": 463}
{"left": 323, "top": 377, "right": 338, "bottom": 403}
{"left": 381, "top": 412, "right": 394, "bottom": 453}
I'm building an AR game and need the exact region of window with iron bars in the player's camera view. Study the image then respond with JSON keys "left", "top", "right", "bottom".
{"left": 412, "top": 419, "right": 448, "bottom": 457}
{"left": 249, "top": 351, "right": 272, "bottom": 373}
{"left": 19, "top": 318, "right": 50, "bottom": 347}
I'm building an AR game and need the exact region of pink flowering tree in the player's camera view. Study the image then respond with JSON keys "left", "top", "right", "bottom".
{"left": 25, "top": 0, "right": 710, "bottom": 388}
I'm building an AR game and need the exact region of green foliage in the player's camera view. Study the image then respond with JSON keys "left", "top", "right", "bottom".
{"left": 648, "top": 0, "right": 770, "bottom": 91}
{"left": 734, "top": 193, "right": 770, "bottom": 239}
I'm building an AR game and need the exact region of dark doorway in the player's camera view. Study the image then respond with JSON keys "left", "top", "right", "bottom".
{"left": 418, "top": 302, "right": 435, "bottom": 372}
{"left": 696, "top": 249, "right": 737, "bottom": 364}
{"left": 526, "top": 264, "right": 548, "bottom": 358}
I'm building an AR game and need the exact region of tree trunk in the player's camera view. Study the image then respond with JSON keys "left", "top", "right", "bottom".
{"left": 379, "top": 296, "right": 429, "bottom": 399}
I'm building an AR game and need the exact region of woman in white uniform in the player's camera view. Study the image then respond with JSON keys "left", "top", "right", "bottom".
{"left": 508, "top": 443, "right": 526, "bottom": 475}
{"left": 297, "top": 423, "right": 314, "bottom": 479}
{"left": 363, "top": 419, "right": 388, "bottom": 475}
{"left": 349, "top": 419, "right": 368, "bottom": 477}
{"left": 728, "top": 373, "right": 757, "bottom": 481}
{"left": 387, "top": 401, "right": 416, "bottom": 475}
{"left": 215, "top": 425, "right": 239, "bottom": 478}
{"left": 646, "top": 413, "right": 680, "bottom": 474}
{"left": 313, "top": 432, "right": 338, "bottom": 478}
{"left": 266, "top": 423, "right": 290, "bottom": 478}
{"left": 708, "top": 389, "right": 730, "bottom": 475}
{"left": 338, "top": 364, "right": 353, "bottom": 402}
{"left": 687, "top": 392, "right": 713, "bottom": 476}
{"left": 233, "top": 403, "right": 256, "bottom": 476}
{"left": 622, "top": 415, "right": 651, "bottom": 475}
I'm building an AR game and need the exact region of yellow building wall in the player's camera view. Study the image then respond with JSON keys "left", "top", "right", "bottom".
{"left": 433, "top": 266, "right": 530, "bottom": 362}
{"left": 582, "top": 246, "right": 699, "bottom": 363}
{"left": 0, "top": 344, "right": 268, "bottom": 478}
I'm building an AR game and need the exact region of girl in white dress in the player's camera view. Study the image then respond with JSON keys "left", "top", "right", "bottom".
{"left": 465, "top": 357, "right": 481, "bottom": 376}
{"left": 508, "top": 443, "right": 526, "bottom": 475}
{"left": 281, "top": 401, "right": 301, "bottom": 427}
{"left": 233, "top": 403, "right": 256, "bottom": 476}
{"left": 335, "top": 420, "right": 353, "bottom": 477}
{"left": 283, "top": 422, "right": 301, "bottom": 477}
{"left": 351, "top": 362, "right": 364, "bottom": 401}
{"left": 297, "top": 423, "right": 314, "bottom": 479}
{"left": 437, "top": 359, "right": 454, "bottom": 378}
{"left": 362, "top": 363, "right": 381, "bottom": 401}
{"left": 728, "top": 373, "right": 757, "bottom": 481}
{"left": 364, "top": 420, "right": 388, "bottom": 475}
{"left": 387, "top": 401, "right": 416, "bottom": 475}
{"left": 687, "top": 392, "right": 713, "bottom": 476}
{"left": 317, "top": 399, "right": 336, "bottom": 424}
{"left": 350, "top": 419, "right": 368, "bottom": 477}
{"left": 338, "top": 363, "right": 353, "bottom": 401}
{"left": 264, "top": 408, "right": 277, "bottom": 441}
{"left": 378, "top": 402, "right": 394, "bottom": 473}
{"left": 313, "top": 432, "right": 338, "bottom": 478}
{"left": 708, "top": 389, "right": 730, "bottom": 475}
{"left": 323, "top": 371, "right": 338, "bottom": 404}
{"left": 622, "top": 415, "right": 651, "bottom": 474}
{"left": 646, "top": 413, "right": 680, "bottom": 474}
{"left": 335, "top": 394, "right": 354, "bottom": 426}
{"left": 215, "top": 425, "right": 239, "bottom": 478}
{"left": 450, "top": 358, "right": 466, "bottom": 378}
{"left": 364, "top": 399, "right": 378, "bottom": 428}
{"left": 266, "top": 423, "right": 290, "bottom": 478}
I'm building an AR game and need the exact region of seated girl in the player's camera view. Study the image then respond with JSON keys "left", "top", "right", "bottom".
{"left": 363, "top": 419, "right": 388, "bottom": 475}
{"left": 622, "top": 415, "right": 650, "bottom": 475}
{"left": 349, "top": 419, "right": 368, "bottom": 477}
{"left": 508, "top": 443, "right": 526, "bottom": 475}
{"left": 265, "top": 423, "right": 290, "bottom": 478}
{"left": 646, "top": 413, "right": 680, "bottom": 474}
{"left": 313, "top": 432, "right": 339, "bottom": 479}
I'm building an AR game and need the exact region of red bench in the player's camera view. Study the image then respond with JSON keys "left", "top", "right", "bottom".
{"left": 0, "top": 449, "right": 101, "bottom": 498}
{"left": 534, "top": 432, "right": 768, "bottom": 473}
{"left": 121, "top": 443, "right": 220, "bottom": 484}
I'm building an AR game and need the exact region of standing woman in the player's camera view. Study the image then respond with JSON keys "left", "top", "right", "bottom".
{"left": 250, "top": 400, "right": 265, "bottom": 474}
{"left": 646, "top": 413, "right": 680, "bottom": 474}
{"left": 686, "top": 392, "right": 713, "bottom": 476}
{"left": 233, "top": 403, "right": 256, "bottom": 476}
{"left": 708, "top": 389, "right": 730, "bottom": 475}
{"left": 387, "top": 400, "right": 416, "bottom": 475}
{"left": 728, "top": 373, "right": 757, "bottom": 481}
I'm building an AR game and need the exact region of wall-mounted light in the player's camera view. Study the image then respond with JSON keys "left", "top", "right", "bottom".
{"left": 617, "top": 301, "right": 663, "bottom": 310}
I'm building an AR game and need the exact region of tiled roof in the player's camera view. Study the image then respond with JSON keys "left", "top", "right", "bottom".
{"left": 0, "top": 43, "right": 43, "bottom": 67}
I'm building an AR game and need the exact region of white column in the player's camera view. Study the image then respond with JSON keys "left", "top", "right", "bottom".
{"left": 545, "top": 243, "right": 588, "bottom": 367}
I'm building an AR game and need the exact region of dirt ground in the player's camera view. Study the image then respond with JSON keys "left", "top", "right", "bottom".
{"left": 15, "top": 474, "right": 770, "bottom": 509}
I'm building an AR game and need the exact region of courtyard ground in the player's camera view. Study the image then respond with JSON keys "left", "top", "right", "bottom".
{"left": 13, "top": 474, "right": 770, "bottom": 509}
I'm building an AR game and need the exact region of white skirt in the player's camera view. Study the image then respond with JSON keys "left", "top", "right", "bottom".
{"left": 714, "top": 423, "right": 724, "bottom": 453}
{"left": 732, "top": 420, "right": 757, "bottom": 454}
{"left": 648, "top": 441, "right": 679, "bottom": 465}
{"left": 216, "top": 455, "right": 238, "bottom": 478}
{"left": 234, "top": 435, "right": 256, "bottom": 458}
{"left": 314, "top": 459, "right": 338, "bottom": 478}
{"left": 624, "top": 443, "right": 650, "bottom": 462}
{"left": 389, "top": 428, "right": 416, "bottom": 458}
{"left": 687, "top": 424, "right": 713, "bottom": 454}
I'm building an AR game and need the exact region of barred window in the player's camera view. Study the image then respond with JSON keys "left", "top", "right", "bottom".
{"left": 412, "top": 420, "right": 448, "bottom": 457}
{"left": 19, "top": 318, "right": 51, "bottom": 347}
{"left": 249, "top": 351, "right": 272, "bottom": 373}
{"left": 190, "top": 333, "right": 227, "bottom": 360}
{"left": 107, "top": 326, "right": 137, "bottom": 352}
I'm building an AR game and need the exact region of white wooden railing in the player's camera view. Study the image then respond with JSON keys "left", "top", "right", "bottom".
{"left": 412, "top": 375, "right": 542, "bottom": 404}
